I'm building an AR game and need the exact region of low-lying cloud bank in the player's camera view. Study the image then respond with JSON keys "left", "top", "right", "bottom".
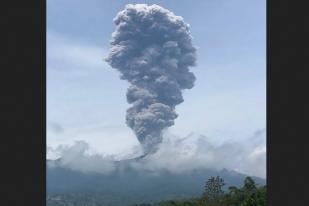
{"left": 47, "top": 141, "right": 116, "bottom": 174}
{"left": 47, "top": 129, "right": 266, "bottom": 178}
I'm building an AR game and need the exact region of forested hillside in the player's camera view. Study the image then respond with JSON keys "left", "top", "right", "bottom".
{"left": 47, "top": 160, "right": 265, "bottom": 206}
{"left": 47, "top": 176, "right": 265, "bottom": 206}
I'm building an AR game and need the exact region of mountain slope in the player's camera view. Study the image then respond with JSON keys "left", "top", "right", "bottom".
{"left": 47, "top": 159, "right": 265, "bottom": 206}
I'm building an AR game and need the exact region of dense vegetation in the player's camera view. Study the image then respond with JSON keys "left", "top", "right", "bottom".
{"left": 132, "top": 176, "right": 266, "bottom": 206}
{"left": 47, "top": 176, "right": 266, "bottom": 206}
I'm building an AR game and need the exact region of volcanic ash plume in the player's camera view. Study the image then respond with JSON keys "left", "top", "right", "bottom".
{"left": 106, "top": 4, "right": 197, "bottom": 155}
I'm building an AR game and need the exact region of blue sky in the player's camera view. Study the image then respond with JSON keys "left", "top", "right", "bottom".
{"left": 47, "top": 0, "right": 265, "bottom": 157}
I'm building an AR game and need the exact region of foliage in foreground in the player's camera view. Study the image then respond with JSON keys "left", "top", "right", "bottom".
{"left": 133, "top": 176, "right": 266, "bottom": 206}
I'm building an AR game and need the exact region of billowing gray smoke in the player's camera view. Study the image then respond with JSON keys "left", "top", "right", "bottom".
{"left": 106, "top": 4, "right": 196, "bottom": 155}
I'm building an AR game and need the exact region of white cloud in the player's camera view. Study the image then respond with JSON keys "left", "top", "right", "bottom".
{"left": 47, "top": 129, "right": 266, "bottom": 178}
{"left": 132, "top": 130, "right": 266, "bottom": 178}
{"left": 49, "top": 141, "right": 116, "bottom": 174}
{"left": 47, "top": 120, "right": 139, "bottom": 156}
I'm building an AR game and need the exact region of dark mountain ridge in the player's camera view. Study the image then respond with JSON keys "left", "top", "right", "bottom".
{"left": 47, "top": 158, "right": 265, "bottom": 205}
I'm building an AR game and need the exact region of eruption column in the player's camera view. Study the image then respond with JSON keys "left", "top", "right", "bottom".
{"left": 106, "top": 4, "right": 197, "bottom": 155}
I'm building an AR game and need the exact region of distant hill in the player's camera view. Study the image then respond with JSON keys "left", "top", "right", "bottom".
{"left": 47, "top": 159, "right": 265, "bottom": 206}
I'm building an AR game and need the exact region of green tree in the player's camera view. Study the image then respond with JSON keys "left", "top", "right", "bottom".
{"left": 243, "top": 177, "right": 257, "bottom": 192}
{"left": 200, "top": 176, "right": 225, "bottom": 206}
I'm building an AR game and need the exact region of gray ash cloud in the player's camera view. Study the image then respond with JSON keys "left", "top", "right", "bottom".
{"left": 106, "top": 4, "right": 196, "bottom": 155}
